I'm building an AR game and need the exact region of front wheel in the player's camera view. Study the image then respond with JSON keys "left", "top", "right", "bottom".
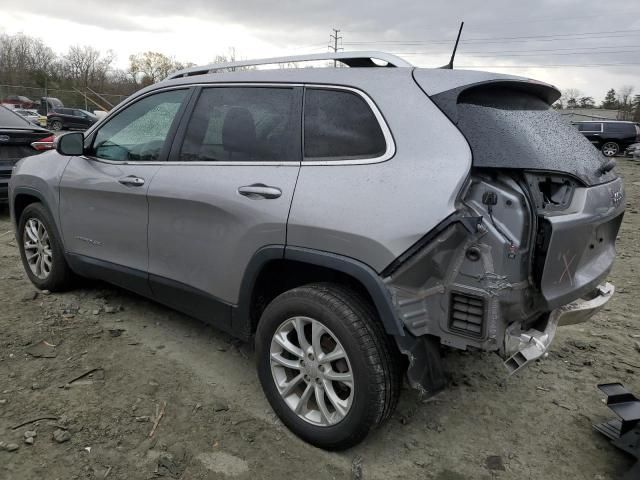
{"left": 17, "top": 203, "right": 74, "bottom": 291}
{"left": 255, "top": 283, "right": 401, "bottom": 450}
{"left": 602, "top": 142, "right": 619, "bottom": 157}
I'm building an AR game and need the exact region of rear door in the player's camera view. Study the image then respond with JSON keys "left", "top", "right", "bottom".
{"left": 146, "top": 85, "right": 302, "bottom": 328}
{"left": 59, "top": 88, "right": 189, "bottom": 295}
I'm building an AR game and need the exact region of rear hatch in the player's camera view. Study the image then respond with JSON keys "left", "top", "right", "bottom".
{"left": 414, "top": 70, "right": 624, "bottom": 308}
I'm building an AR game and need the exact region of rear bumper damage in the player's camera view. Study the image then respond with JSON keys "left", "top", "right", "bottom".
{"left": 503, "top": 282, "right": 614, "bottom": 375}
{"left": 384, "top": 172, "right": 623, "bottom": 393}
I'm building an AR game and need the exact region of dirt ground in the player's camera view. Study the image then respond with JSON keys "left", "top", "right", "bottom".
{"left": 1, "top": 160, "right": 639, "bottom": 480}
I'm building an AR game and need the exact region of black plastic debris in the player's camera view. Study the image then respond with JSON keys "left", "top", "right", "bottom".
{"left": 593, "top": 383, "right": 640, "bottom": 480}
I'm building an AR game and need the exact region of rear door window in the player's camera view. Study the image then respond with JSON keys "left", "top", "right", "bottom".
{"left": 303, "top": 88, "right": 386, "bottom": 161}
{"left": 179, "top": 87, "right": 300, "bottom": 163}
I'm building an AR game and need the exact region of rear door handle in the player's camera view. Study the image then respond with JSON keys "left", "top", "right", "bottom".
{"left": 238, "top": 183, "right": 282, "bottom": 200}
{"left": 119, "top": 175, "right": 145, "bottom": 187}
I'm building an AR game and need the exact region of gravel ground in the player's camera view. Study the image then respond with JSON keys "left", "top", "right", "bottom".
{"left": 0, "top": 159, "right": 639, "bottom": 480}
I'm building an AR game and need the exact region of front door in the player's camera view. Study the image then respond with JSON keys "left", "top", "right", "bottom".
{"left": 146, "top": 86, "right": 302, "bottom": 330}
{"left": 59, "top": 88, "right": 189, "bottom": 295}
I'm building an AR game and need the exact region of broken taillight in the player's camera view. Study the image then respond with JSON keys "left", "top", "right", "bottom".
{"left": 30, "top": 135, "right": 55, "bottom": 151}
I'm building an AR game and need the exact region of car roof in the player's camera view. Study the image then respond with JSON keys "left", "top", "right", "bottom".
{"left": 150, "top": 65, "right": 534, "bottom": 97}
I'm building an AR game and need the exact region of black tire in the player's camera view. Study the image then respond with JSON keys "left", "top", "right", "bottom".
{"left": 17, "top": 203, "right": 74, "bottom": 291}
{"left": 49, "top": 119, "right": 63, "bottom": 131}
{"left": 255, "top": 283, "right": 401, "bottom": 450}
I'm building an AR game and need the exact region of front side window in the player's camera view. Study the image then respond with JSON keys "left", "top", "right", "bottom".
{"left": 180, "top": 87, "right": 300, "bottom": 162}
{"left": 91, "top": 89, "right": 186, "bottom": 161}
{"left": 303, "top": 88, "right": 386, "bottom": 161}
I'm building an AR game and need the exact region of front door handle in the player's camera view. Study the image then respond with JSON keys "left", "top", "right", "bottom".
{"left": 119, "top": 175, "right": 145, "bottom": 187}
{"left": 238, "top": 183, "right": 282, "bottom": 200}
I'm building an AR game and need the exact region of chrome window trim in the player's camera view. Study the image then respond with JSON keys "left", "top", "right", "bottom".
{"left": 83, "top": 82, "right": 395, "bottom": 167}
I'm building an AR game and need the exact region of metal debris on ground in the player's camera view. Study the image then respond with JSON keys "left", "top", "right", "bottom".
{"left": 593, "top": 383, "right": 640, "bottom": 480}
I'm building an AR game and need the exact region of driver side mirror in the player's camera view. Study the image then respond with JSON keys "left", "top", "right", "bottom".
{"left": 56, "top": 132, "right": 84, "bottom": 156}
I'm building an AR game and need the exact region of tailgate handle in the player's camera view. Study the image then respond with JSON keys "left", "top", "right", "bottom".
{"left": 238, "top": 184, "right": 282, "bottom": 199}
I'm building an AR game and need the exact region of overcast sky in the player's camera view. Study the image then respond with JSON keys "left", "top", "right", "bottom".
{"left": 1, "top": 0, "right": 639, "bottom": 101}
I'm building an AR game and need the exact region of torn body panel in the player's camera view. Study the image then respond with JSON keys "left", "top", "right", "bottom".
{"left": 384, "top": 171, "right": 622, "bottom": 390}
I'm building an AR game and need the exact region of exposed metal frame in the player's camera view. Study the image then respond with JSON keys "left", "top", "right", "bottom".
{"left": 165, "top": 51, "right": 413, "bottom": 80}
{"left": 81, "top": 82, "right": 396, "bottom": 167}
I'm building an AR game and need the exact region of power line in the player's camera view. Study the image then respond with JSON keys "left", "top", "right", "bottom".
{"left": 455, "top": 62, "right": 640, "bottom": 68}
{"left": 342, "top": 28, "right": 640, "bottom": 46}
{"left": 387, "top": 44, "right": 640, "bottom": 55}
{"left": 394, "top": 49, "right": 640, "bottom": 58}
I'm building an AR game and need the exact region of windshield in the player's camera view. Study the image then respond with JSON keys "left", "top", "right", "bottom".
{"left": 431, "top": 85, "right": 615, "bottom": 186}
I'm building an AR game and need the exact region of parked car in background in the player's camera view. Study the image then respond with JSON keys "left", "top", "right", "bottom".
{"left": 1, "top": 95, "right": 35, "bottom": 109}
{"left": 8, "top": 52, "right": 624, "bottom": 449}
{"left": 14, "top": 109, "right": 47, "bottom": 127}
{"left": 47, "top": 108, "right": 98, "bottom": 131}
{"left": 573, "top": 120, "right": 640, "bottom": 157}
{"left": 626, "top": 142, "right": 640, "bottom": 160}
{"left": 0, "top": 106, "right": 54, "bottom": 202}
{"left": 37, "top": 97, "right": 64, "bottom": 116}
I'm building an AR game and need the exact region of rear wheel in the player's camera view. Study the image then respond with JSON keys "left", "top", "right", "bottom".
{"left": 255, "top": 283, "right": 401, "bottom": 450}
{"left": 49, "top": 119, "right": 62, "bottom": 131}
{"left": 17, "top": 203, "right": 74, "bottom": 291}
{"left": 602, "top": 142, "right": 619, "bottom": 157}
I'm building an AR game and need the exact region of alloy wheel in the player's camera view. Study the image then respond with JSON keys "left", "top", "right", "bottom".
{"left": 602, "top": 142, "right": 619, "bottom": 157}
{"left": 23, "top": 218, "right": 53, "bottom": 280}
{"left": 270, "top": 316, "right": 354, "bottom": 426}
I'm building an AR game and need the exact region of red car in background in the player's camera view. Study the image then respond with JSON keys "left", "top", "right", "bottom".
{"left": 1, "top": 95, "right": 35, "bottom": 109}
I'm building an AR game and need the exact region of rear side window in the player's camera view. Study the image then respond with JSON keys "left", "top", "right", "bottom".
{"left": 180, "top": 87, "right": 300, "bottom": 163}
{"left": 91, "top": 89, "right": 186, "bottom": 161}
{"left": 578, "top": 123, "right": 602, "bottom": 132}
{"left": 604, "top": 122, "right": 634, "bottom": 135}
{"left": 303, "top": 88, "right": 386, "bottom": 160}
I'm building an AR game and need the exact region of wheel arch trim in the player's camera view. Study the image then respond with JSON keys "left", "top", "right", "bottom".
{"left": 234, "top": 245, "right": 404, "bottom": 337}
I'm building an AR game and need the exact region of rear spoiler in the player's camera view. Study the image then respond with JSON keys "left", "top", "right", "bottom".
{"left": 427, "top": 80, "right": 561, "bottom": 124}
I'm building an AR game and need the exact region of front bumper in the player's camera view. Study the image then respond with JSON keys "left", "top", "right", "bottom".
{"left": 503, "top": 282, "right": 614, "bottom": 375}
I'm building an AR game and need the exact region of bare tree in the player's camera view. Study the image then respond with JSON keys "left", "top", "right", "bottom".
{"left": 617, "top": 85, "right": 635, "bottom": 120}
{"left": 562, "top": 88, "right": 582, "bottom": 109}
{"left": 128, "top": 51, "right": 178, "bottom": 85}
{"left": 64, "top": 45, "right": 101, "bottom": 87}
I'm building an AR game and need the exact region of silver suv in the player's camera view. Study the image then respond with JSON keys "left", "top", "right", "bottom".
{"left": 9, "top": 52, "right": 625, "bottom": 450}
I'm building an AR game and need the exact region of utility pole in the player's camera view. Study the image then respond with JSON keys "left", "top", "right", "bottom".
{"left": 329, "top": 28, "right": 342, "bottom": 67}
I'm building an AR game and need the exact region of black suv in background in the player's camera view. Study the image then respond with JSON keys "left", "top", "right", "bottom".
{"left": 47, "top": 108, "right": 98, "bottom": 131}
{"left": 573, "top": 120, "right": 640, "bottom": 157}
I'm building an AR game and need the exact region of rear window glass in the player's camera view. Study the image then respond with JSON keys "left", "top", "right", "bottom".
{"left": 0, "top": 106, "right": 33, "bottom": 128}
{"left": 303, "top": 88, "right": 386, "bottom": 160}
{"left": 447, "top": 87, "right": 612, "bottom": 186}
{"left": 604, "top": 122, "right": 635, "bottom": 134}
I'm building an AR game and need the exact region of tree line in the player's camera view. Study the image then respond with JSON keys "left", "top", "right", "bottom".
{"left": 553, "top": 86, "right": 640, "bottom": 121}
{"left": 1, "top": 31, "right": 639, "bottom": 121}
{"left": 0, "top": 32, "right": 242, "bottom": 103}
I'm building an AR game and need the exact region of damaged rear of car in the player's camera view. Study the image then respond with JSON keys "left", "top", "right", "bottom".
{"left": 387, "top": 72, "right": 624, "bottom": 392}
